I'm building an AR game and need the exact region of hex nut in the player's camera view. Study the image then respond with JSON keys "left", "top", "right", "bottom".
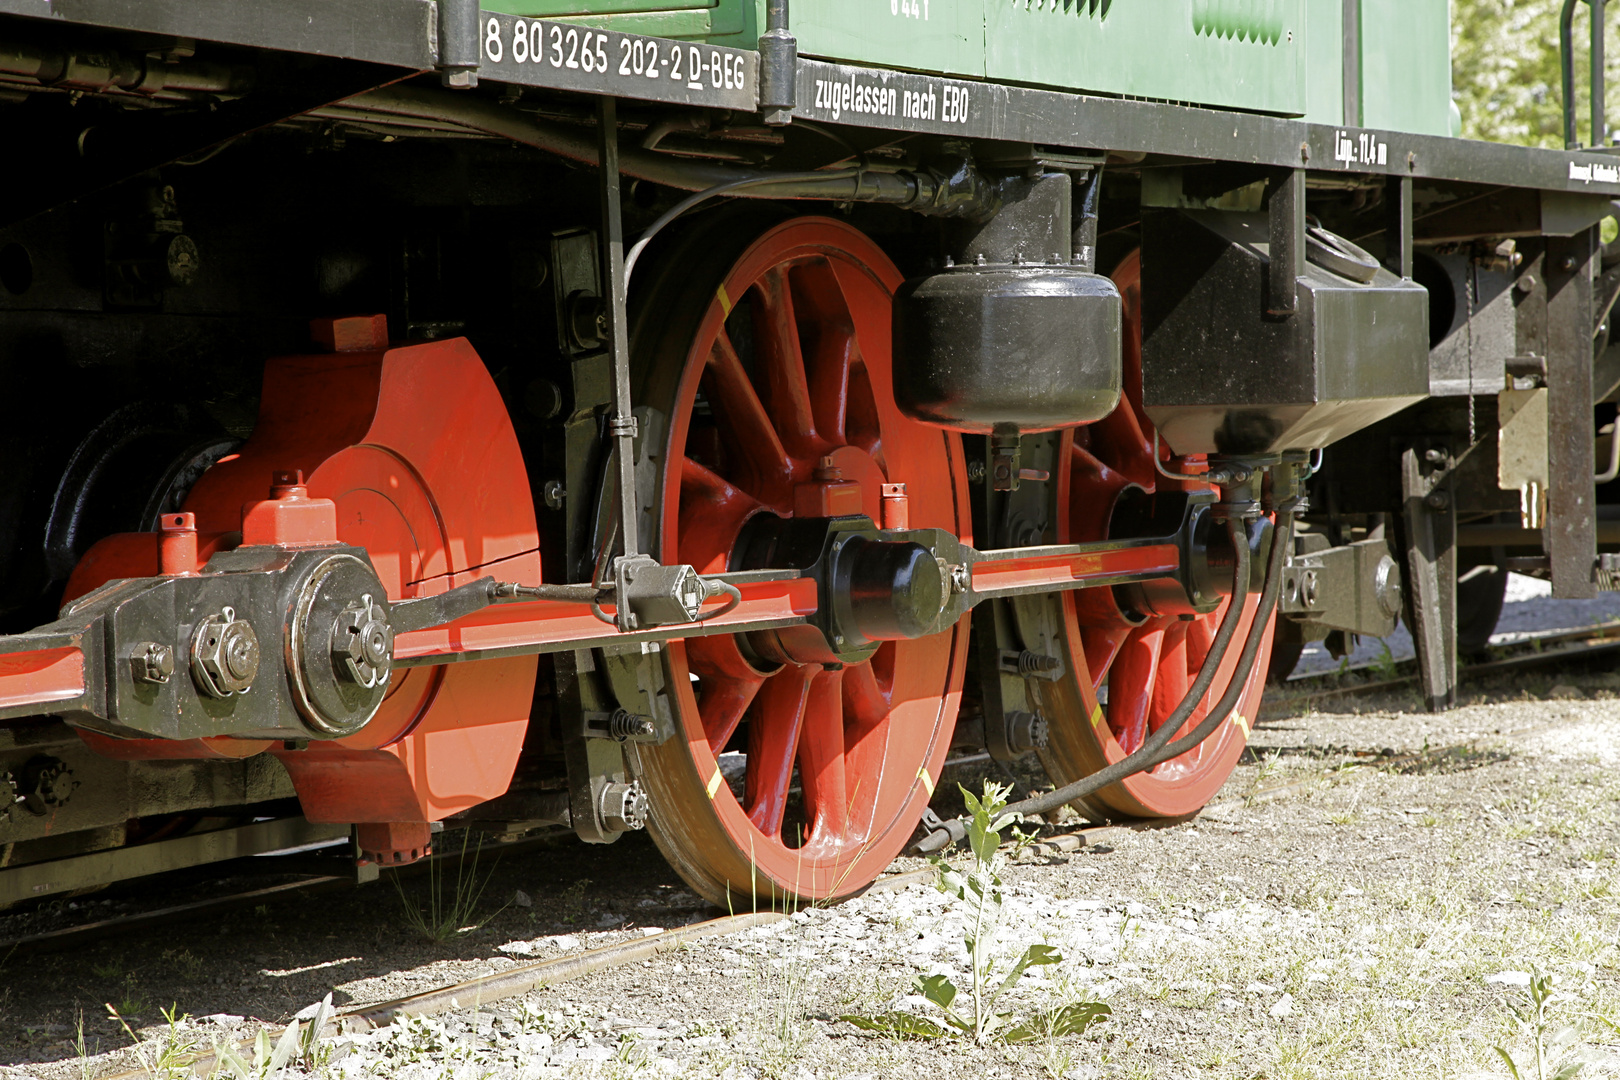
{"left": 332, "top": 594, "right": 393, "bottom": 689}
{"left": 191, "top": 607, "right": 259, "bottom": 698}
{"left": 599, "top": 780, "right": 648, "bottom": 832}
{"left": 1373, "top": 555, "right": 1403, "bottom": 619}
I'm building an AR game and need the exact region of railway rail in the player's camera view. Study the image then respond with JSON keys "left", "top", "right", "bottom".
{"left": 4, "top": 608, "right": 1613, "bottom": 961}
{"left": 1265, "top": 619, "right": 1620, "bottom": 713}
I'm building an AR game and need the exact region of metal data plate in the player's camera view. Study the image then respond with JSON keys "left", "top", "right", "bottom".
{"left": 476, "top": 13, "right": 755, "bottom": 110}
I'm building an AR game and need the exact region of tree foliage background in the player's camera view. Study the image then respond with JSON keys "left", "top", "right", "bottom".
{"left": 1452, "top": 0, "right": 1620, "bottom": 147}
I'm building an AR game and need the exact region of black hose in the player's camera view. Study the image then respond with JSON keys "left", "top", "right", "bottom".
{"left": 624, "top": 168, "right": 861, "bottom": 284}
{"left": 1012, "top": 511, "right": 1294, "bottom": 816}
{"left": 915, "top": 511, "right": 1294, "bottom": 853}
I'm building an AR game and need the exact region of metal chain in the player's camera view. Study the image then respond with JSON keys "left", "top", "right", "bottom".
{"left": 1465, "top": 259, "right": 1477, "bottom": 448}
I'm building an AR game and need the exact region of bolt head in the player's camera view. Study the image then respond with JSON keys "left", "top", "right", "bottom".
{"left": 362, "top": 623, "right": 391, "bottom": 666}
{"left": 132, "top": 642, "right": 175, "bottom": 685}
{"left": 223, "top": 624, "right": 259, "bottom": 680}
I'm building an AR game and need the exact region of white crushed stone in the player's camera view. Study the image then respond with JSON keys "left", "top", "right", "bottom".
{"left": 306, "top": 880, "right": 1335, "bottom": 1078}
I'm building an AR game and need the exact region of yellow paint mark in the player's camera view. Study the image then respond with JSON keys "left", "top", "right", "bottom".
{"left": 1090, "top": 702, "right": 1106, "bottom": 730}
{"left": 716, "top": 283, "right": 733, "bottom": 316}
{"left": 1232, "top": 712, "right": 1250, "bottom": 738}
{"left": 706, "top": 766, "right": 724, "bottom": 799}
{"left": 917, "top": 766, "right": 935, "bottom": 796}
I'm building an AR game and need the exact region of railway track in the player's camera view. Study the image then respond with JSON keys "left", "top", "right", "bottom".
{"left": 79, "top": 703, "right": 1585, "bottom": 1080}
{"left": 5, "top": 622, "right": 1609, "bottom": 1079}
{"left": 1264, "top": 620, "right": 1620, "bottom": 714}
{"left": 0, "top": 753, "right": 1011, "bottom": 959}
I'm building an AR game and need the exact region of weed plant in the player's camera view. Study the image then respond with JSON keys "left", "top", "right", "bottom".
{"left": 395, "top": 829, "right": 503, "bottom": 942}
{"left": 842, "top": 781, "right": 1110, "bottom": 1045}
{"left": 106, "top": 1003, "right": 199, "bottom": 1080}
{"left": 1494, "top": 970, "right": 1597, "bottom": 1080}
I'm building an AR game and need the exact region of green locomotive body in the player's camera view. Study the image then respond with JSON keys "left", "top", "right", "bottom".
{"left": 485, "top": 0, "right": 1455, "bottom": 134}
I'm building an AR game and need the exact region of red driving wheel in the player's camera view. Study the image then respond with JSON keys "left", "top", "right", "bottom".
{"left": 630, "top": 216, "right": 970, "bottom": 906}
{"left": 1036, "top": 251, "right": 1274, "bottom": 818}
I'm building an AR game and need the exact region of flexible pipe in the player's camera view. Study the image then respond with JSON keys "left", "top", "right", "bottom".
{"left": 914, "top": 513, "right": 1256, "bottom": 853}
{"left": 1004, "top": 510, "right": 1294, "bottom": 820}
{"left": 623, "top": 168, "right": 861, "bottom": 284}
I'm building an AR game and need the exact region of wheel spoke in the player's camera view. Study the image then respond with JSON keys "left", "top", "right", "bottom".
{"left": 1185, "top": 612, "right": 1215, "bottom": 665}
{"left": 790, "top": 257, "right": 859, "bottom": 446}
{"left": 1107, "top": 623, "right": 1164, "bottom": 754}
{"left": 746, "top": 665, "right": 814, "bottom": 838}
{"left": 797, "top": 668, "right": 850, "bottom": 845}
{"left": 1092, "top": 396, "right": 1155, "bottom": 490}
{"left": 844, "top": 362, "right": 882, "bottom": 459}
{"left": 751, "top": 265, "right": 823, "bottom": 456}
{"left": 1080, "top": 625, "right": 1133, "bottom": 695}
{"left": 1070, "top": 442, "right": 1129, "bottom": 503}
{"left": 705, "top": 329, "right": 794, "bottom": 503}
{"left": 679, "top": 456, "right": 763, "bottom": 574}
{"left": 698, "top": 674, "right": 764, "bottom": 754}
{"left": 1148, "top": 620, "right": 1191, "bottom": 736}
{"left": 841, "top": 659, "right": 890, "bottom": 729}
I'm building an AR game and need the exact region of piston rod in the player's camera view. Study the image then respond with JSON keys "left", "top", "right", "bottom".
{"left": 0, "top": 530, "right": 1197, "bottom": 725}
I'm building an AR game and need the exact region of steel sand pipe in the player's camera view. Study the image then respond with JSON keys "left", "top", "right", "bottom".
{"left": 348, "top": 85, "right": 998, "bottom": 214}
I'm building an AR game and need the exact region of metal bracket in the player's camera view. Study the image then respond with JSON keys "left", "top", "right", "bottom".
{"left": 599, "top": 642, "right": 676, "bottom": 744}
{"left": 435, "top": 0, "right": 482, "bottom": 88}
{"left": 1545, "top": 228, "right": 1599, "bottom": 598}
{"left": 968, "top": 431, "right": 1061, "bottom": 762}
{"left": 1267, "top": 168, "right": 1305, "bottom": 318}
{"left": 1399, "top": 443, "right": 1457, "bottom": 711}
{"left": 552, "top": 649, "right": 640, "bottom": 844}
{"left": 1277, "top": 537, "right": 1403, "bottom": 639}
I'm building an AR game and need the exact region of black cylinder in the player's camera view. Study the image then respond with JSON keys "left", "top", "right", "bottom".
{"left": 836, "top": 537, "right": 948, "bottom": 641}
{"left": 892, "top": 265, "right": 1123, "bottom": 433}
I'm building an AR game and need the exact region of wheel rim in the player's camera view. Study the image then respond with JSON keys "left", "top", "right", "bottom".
{"left": 1036, "top": 250, "right": 1274, "bottom": 818}
{"left": 634, "top": 216, "right": 970, "bottom": 906}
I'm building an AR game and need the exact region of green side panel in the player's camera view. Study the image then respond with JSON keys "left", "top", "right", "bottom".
{"left": 791, "top": 0, "right": 984, "bottom": 78}
{"left": 1301, "top": 0, "right": 1343, "bottom": 126}
{"left": 482, "top": 0, "right": 750, "bottom": 42}
{"left": 1357, "top": 0, "right": 1451, "bottom": 135}
{"left": 983, "top": 0, "right": 1305, "bottom": 117}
